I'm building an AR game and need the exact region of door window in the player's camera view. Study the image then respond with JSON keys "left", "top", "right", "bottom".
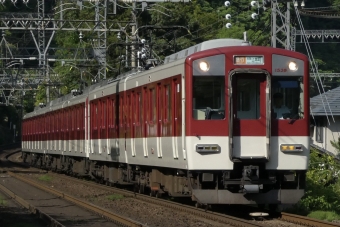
{"left": 236, "top": 78, "right": 260, "bottom": 119}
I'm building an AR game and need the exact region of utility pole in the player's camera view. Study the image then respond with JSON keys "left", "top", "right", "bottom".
{"left": 120, "top": 0, "right": 190, "bottom": 69}
{"left": 32, "top": 0, "right": 55, "bottom": 103}
{"left": 131, "top": 2, "right": 137, "bottom": 68}
{"left": 94, "top": 0, "right": 108, "bottom": 80}
{"left": 271, "top": 1, "right": 291, "bottom": 50}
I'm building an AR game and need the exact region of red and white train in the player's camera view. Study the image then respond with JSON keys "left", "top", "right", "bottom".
{"left": 22, "top": 38, "right": 310, "bottom": 207}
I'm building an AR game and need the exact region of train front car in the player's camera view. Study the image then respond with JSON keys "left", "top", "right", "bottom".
{"left": 185, "top": 41, "right": 309, "bottom": 206}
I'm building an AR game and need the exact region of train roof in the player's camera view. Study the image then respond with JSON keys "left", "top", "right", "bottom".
{"left": 25, "top": 38, "right": 249, "bottom": 118}
{"left": 164, "top": 38, "right": 249, "bottom": 64}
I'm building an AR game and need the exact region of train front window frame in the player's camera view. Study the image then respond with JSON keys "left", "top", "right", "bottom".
{"left": 271, "top": 76, "right": 304, "bottom": 120}
{"left": 192, "top": 75, "right": 225, "bottom": 120}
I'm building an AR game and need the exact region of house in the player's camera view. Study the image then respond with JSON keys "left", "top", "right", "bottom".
{"left": 310, "top": 86, "right": 340, "bottom": 157}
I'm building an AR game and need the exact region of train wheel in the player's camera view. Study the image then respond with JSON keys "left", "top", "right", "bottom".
{"left": 139, "top": 185, "right": 145, "bottom": 194}
{"left": 155, "top": 192, "right": 162, "bottom": 198}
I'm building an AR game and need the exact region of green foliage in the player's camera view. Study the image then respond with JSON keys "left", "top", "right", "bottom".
{"left": 331, "top": 138, "right": 340, "bottom": 156}
{"left": 34, "top": 85, "right": 47, "bottom": 107}
{"left": 307, "top": 211, "right": 340, "bottom": 222}
{"left": 294, "top": 148, "right": 340, "bottom": 215}
{"left": 38, "top": 175, "right": 52, "bottom": 182}
{"left": 0, "top": 105, "right": 20, "bottom": 145}
{"left": 0, "top": 195, "right": 7, "bottom": 206}
{"left": 107, "top": 194, "right": 124, "bottom": 200}
{"left": 1, "top": 0, "right": 340, "bottom": 104}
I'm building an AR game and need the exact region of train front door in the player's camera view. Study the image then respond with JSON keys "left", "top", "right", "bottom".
{"left": 228, "top": 69, "right": 271, "bottom": 161}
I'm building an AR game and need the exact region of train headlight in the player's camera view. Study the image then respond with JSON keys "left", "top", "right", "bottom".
{"left": 199, "top": 61, "right": 210, "bottom": 72}
{"left": 288, "top": 61, "right": 298, "bottom": 71}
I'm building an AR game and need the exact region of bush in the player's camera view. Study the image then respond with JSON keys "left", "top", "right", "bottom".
{"left": 293, "top": 149, "right": 340, "bottom": 215}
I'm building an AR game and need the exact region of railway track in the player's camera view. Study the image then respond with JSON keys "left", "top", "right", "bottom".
{"left": 41, "top": 173, "right": 270, "bottom": 227}
{"left": 4, "top": 172, "right": 145, "bottom": 227}
{"left": 1, "top": 149, "right": 145, "bottom": 227}
{"left": 0, "top": 181, "right": 65, "bottom": 227}
{"left": 5, "top": 148, "right": 340, "bottom": 227}
{"left": 281, "top": 213, "right": 340, "bottom": 227}
{"left": 47, "top": 172, "right": 340, "bottom": 227}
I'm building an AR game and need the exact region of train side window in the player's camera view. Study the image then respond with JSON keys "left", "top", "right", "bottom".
{"left": 165, "top": 84, "right": 171, "bottom": 121}
{"left": 272, "top": 76, "right": 304, "bottom": 120}
{"left": 150, "top": 88, "right": 156, "bottom": 123}
{"left": 136, "top": 92, "right": 141, "bottom": 124}
{"left": 119, "top": 96, "right": 123, "bottom": 126}
{"left": 143, "top": 87, "right": 148, "bottom": 124}
{"left": 127, "top": 94, "right": 131, "bottom": 125}
{"left": 103, "top": 99, "right": 106, "bottom": 129}
{"left": 192, "top": 76, "right": 225, "bottom": 120}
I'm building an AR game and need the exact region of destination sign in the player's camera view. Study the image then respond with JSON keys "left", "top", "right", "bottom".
{"left": 234, "top": 56, "right": 264, "bottom": 65}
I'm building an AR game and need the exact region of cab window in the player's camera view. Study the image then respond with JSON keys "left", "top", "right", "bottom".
{"left": 272, "top": 77, "right": 304, "bottom": 120}
{"left": 192, "top": 76, "right": 225, "bottom": 120}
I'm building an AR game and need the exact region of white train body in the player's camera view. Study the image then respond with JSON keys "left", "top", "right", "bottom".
{"left": 22, "top": 39, "right": 310, "bottom": 205}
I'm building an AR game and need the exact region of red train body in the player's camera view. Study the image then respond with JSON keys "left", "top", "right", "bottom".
{"left": 22, "top": 39, "right": 310, "bottom": 207}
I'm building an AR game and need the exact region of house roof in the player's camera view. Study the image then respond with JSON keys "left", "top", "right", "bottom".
{"left": 310, "top": 86, "right": 340, "bottom": 116}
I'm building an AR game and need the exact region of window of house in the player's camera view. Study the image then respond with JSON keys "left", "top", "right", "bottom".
{"left": 315, "top": 117, "right": 324, "bottom": 143}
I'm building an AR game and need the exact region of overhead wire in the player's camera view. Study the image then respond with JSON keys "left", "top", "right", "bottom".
{"left": 293, "top": 0, "right": 340, "bottom": 142}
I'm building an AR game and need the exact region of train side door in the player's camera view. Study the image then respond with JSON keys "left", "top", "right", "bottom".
{"left": 125, "top": 93, "right": 132, "bottom": 156}
{"left": 157, "top": 83, "right": 162, "bottom": 158}
{"left": 130, "top": 92, "right": 136, "bottom": 156}
{"left": 133, "top": 91, "right": 142, "bottom": 157}
{"left": 143, "top": 87, "right": 148, "bottom": 156}
{"left": 229, "top": 69, "right": 271, "bottom": 161}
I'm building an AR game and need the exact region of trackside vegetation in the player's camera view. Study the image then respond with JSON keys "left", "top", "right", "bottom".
{"left": 288, "top": 148, "right": 340, "bottom": 221}
{"left": 38, "top": 175, "right": 52, "bottom": 182}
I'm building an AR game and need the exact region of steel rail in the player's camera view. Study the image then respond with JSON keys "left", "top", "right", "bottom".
{"left": 7, "top": 171, "right": 145, "bottom": 227}
{"left": 51, "top": 171, "right": 340, "bottom": 227}
{"left": 0, "top": 182, "right": 65, "bottom": 227}
{"left": 9, "top": 149, "right": 340, "bottom": 227}
{"left": 281, "top": 212, "right": 340, "bottom": 227}
{"left": 47, "top": 173, "right": 265, "bottom": 227}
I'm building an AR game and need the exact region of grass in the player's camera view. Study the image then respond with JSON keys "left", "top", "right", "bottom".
{"left": 38, "top": 174, "right": 52, "bottom": 182}
{"left": 307, "top": 211, "right": 340, "bottom": 222}
{"left": 107, "top": 194, "right": 124, "bottom": 200}
{"left": 0, "top": 195, "right": 7, "bottom": 206}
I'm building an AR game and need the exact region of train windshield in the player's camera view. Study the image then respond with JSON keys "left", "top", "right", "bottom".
{"left": 192, "top": 76, "right": 225, "bottom": 120}
{"left": 272, "top": 76, "right": 304, "bottom": 120}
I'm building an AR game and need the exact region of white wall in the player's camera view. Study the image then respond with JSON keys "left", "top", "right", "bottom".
{"left": 310, "top": 116, "right": 340, "bottom": 156}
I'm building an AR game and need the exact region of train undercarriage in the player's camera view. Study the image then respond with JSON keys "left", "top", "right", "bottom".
{"left": 22, "top": 152, "right": 306, "bottom": 207}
